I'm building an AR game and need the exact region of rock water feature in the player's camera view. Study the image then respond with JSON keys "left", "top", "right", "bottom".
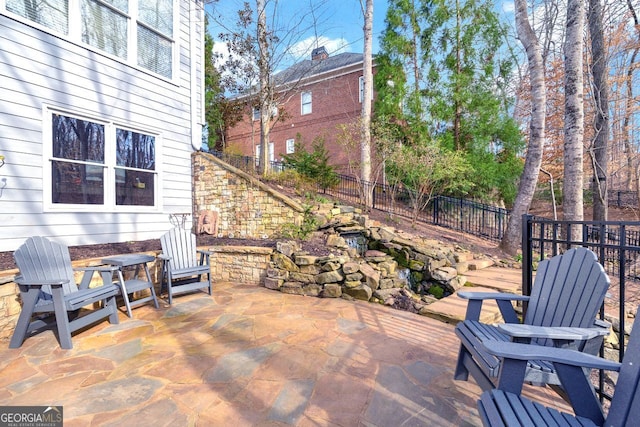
{"left": 264, "top": 208, "right": 479, "bottom": 316}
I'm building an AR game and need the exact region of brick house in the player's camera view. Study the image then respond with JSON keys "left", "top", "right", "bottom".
{"left": 225, "top": 47, "right": 375, "bottom": 173}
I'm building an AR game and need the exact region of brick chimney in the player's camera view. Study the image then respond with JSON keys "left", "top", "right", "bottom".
{"left": 311, "top": 46, "right": 328, "bottom": 61}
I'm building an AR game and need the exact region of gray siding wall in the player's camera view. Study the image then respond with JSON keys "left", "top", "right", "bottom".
{"left": 0, "top": 2, "right": 204, "bottom": 252}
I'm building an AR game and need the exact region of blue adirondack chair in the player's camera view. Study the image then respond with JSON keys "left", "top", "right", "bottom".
{"left": 477, "top": 307, "right": 640, "bottom": 426}
{"left": 10, "top": 236, "right": 120, "bottom": 349}
{"left": 159, "top": 228, "right": 212, "bottom": 305}
{"left": 454, "top": 247, "right": 610, "bottom": 391}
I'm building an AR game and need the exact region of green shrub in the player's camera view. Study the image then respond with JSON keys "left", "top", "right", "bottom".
{"left": 282, "top": 134, "right": 339, "bottom": 191}
{"left": 278, "top": 205, "right": 318, "bottom": 240}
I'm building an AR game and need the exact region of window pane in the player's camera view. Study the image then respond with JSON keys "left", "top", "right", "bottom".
{"left": 301, "top": 92, "right": 312, "bottom": 115}
{"left": 115, "top": 169, "right": 154, "bottom": 206}
{"left": 7, "top": 0, "right": 69, "bottom": 34}
{"left": 81, "top": 0, "right": 128, "bottom": 58}
{"left": 102, "top": 0, "right": 128, "bottom": 12}
{"left": 137, "top": 25, "right": 172, "bottom": 78}
{"left": 52, "top": 114, "right": 105, "bottom": 162}
{"left": 116, "top": 129, "right": 155, "bottom": 170}
{"left": 52, "top": 161, "right": 104, "bottom": 204}
{"left": 138, "top": 0, "right": 172, "bottom": 37}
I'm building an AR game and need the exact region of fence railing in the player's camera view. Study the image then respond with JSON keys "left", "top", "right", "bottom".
{"left": 209, "top": 150, "right": 510, "bottom": 241}
{"left": 522, "top": 214, "right": 640, "bottom": 402}
{"left": 609, "top": 190, "right": 639, "bottom": 208}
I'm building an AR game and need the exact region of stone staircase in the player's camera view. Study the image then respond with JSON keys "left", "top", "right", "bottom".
{"left": 420, "top": 258, "right": 524, "bottom": 324}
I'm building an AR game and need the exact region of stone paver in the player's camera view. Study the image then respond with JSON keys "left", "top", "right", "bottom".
{"left": 0, "top": 281, "right": 572, "bottom": 426}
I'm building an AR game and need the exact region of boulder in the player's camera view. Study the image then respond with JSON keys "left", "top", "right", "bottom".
{"left": 316, "top": 270, "right": 344, "bottom": 284}
{"left": 342, "top": 262, "right": 360, "bottom": 274}
{"left": 431, "top": 266, "right": 457, "bottom": 283}
{"left": 320, "top": 283, "right": 342, "bottom": 298}
{"left": 264, "top": 277, "right": 283, "bottom": 290}
{"left": 359, "top": 263, "right": 380, "bottom": 290}
{"left": 272, "top": 253, "right": 299, "bottom": 272}
{"left": 343, "top": 284, "right": 373, "bottom": 301}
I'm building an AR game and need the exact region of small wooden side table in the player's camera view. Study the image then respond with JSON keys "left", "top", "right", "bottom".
{"left": 102, "top": 254, "right": 159, "bottom": 317}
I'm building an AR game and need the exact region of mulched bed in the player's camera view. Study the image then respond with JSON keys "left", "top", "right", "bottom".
{"left": 0, "top": 233, "right": 334, "bottom": 272}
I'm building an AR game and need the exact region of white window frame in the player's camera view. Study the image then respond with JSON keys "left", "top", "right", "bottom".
{"left": 301, "top": 91, "right": 312, "bottom": 115}
{"left": 252, "top": 107, "right": 260, "bottom": 121}
{"left": 1, "top": 0, "right": 178, "bottom": 81}
{"left": 285, "top": 138, "right": 295, "bottom": 154}
{"left": 43, "top": 106, "right": 162, "bottom": 212}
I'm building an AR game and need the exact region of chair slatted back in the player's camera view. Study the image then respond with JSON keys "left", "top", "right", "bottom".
{"left": 160, "top": 228, "right": 199, "bottom": 270}
{"left": 14, "top": 236, "right": 78, "bottom": 296}
{"left": 525, "top": 248, "right": 609, "bottom": 331}
{"left": 607, "top": 311, "right": 640, "bottom": 426}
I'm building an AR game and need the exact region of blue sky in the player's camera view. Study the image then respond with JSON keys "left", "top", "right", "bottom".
{"left": 206, "top": 0, "right": 515, "bottom": 71}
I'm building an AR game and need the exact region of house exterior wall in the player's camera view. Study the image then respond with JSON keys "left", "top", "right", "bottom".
{"left": 226, "top": 63, "right": 374, "bottom": 173}
{"left": 0, "top": 1, "right": 205, "bottom": 252}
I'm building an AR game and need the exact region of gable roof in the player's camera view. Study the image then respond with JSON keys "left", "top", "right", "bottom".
{"left": 274, "top": 52, "right": 364, "bottom": 86}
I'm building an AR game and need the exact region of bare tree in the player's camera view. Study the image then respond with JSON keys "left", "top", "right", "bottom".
{"left": 212, "top": 0, "right": 330, "bottom": 176}
{"left": 500, "top": 0, "right": 547, "bottom": 255}
{"left": 563, "top": 0, "right": 585, "bottom": 226}
{"left": 588, "top": 0, "right": 610, "bottom": 221}
{"left": 360, "top": 0, "right": 374, "bottom": 207}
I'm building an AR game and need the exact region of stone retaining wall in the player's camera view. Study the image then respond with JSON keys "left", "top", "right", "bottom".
{"left": 0, "top": 245, "right": 275, "bottom": 341}
{"left": 209, "top": 246, "right": 273, "bottom": 285}
{"left": 193, "top": 152, "right": 305, "bottom": 238}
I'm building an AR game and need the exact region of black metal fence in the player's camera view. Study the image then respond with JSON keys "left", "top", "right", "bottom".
{"left": 521, "top": 214, "right": 640, "bottom": 401}
{"left": 609, "top": 191, "right": 639, "bottom": 208}
{"left": 209, "top": 150, "right": 510, "bottom": 241}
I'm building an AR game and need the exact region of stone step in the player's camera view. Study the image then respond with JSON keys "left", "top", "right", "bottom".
{"left": 463, "top": 267, "right": 522, "bottom": 294}
{"left": 467, "top": 259, "right": 495, "bottom": 270}
{"left": 421, "top": 286, "right": 506, "bottom": 324}
{"left": 420, "top": 267, "right": 523, "bottom": 324}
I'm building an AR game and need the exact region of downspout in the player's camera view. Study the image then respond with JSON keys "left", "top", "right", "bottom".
{"left": 190, "top": 1, "right": 203, "bottom": 151}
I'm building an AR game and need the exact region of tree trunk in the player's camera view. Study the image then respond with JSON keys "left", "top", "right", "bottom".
{"left": 257, "top": 0, "right": 271, "bottom": 176}
{"left": 623, "top": 0, "right": 639, "bottom": 192}
{"left": 500, "top": 0, "right": 546, "bottom": 255}
{"left": 588, "top": 0, "right": 609, "bottom": 221}
{"left": 361, "top": 0, "right": 374, "bottom": 207}
{"left": 562, "top": 0, "right": 585, "bottom": 227}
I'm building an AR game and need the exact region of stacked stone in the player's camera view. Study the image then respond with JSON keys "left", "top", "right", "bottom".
{"left": 264, "top": 209, "right": 474, "bottom": 314}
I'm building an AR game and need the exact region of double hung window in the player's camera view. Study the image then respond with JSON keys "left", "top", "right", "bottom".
{"left": 285, "top": 139, "right": 295, "bottom": 154}
{"left": 48, "top": 110, "right": 158, "bottom": 210}
{"left": 301, "top": 92, "right": 312, "bottom": 115}
{"left": 4, "top": 0, "right": 175, "bottom": 79}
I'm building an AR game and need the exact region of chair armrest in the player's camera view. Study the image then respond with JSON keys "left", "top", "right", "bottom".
{"left": 158, "top": 254, "right": 171, "bottom": 261}
{"left": 197, "top": 249, "right": 212, "bottom": 256}
{"left": 594, "top": 318, "right": 611, "bottom": 329}
{"left": 14, "top": 276, "right": 69, "bottom": 287}
{"left": 498, "top": 324, "right": 608, "bottom": 341}
{"left": 457, "top": 291, "right": 530, "bottom": 302}
{"left": 482, "top": 340, "right": 621, "bottom": 372}
{"left": 458, "top": 291, "right": 529, "bottom": 323}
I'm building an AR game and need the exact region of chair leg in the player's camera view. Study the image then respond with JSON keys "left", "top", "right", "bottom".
{"left": 51, "top": 286, "right": 73, "bottom": 349}
{"left": 106, "top": 295, "right": 120, "bottom": 324}
{"left": 454, "top": 344, "right": 470, "bottom": 381}
{"left": 9, "top": 287, "right": 41, "bottom": 348}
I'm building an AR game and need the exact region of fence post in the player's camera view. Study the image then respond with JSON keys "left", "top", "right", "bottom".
{"left": 521, "top": 214, "right": 533, "bottom": 316}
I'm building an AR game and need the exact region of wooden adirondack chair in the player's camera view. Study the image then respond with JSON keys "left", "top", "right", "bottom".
{"left": 454, "top": 247, "right": 610, "bottom": 391}
{"left": 10, "top": 236, "right": 120, "bottom": 349}
{"left": 159, "top": 228, "right": 212, "bottom": 305}
{"left": 477, "top": 307, "right": 640, "bottom": 426}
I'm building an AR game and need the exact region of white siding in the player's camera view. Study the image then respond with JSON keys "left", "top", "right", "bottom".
{"left": 0, "top": 2, "right": 204, "bottom": 252}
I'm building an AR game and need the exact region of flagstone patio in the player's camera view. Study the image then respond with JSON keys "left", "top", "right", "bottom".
{"left": 0, "top": 281, "right": 571, "bottom": 426}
